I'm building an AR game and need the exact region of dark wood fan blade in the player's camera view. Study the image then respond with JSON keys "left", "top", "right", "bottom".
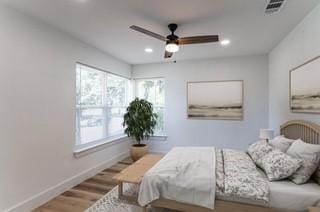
{"left": 178, "top": 35, "right": 219, "bottom": 45}
{"left": 130, "top": 25, "right": 167, "bottom": 41}
{"left": 164, "top": 51, "right": 173, "bottom": 58}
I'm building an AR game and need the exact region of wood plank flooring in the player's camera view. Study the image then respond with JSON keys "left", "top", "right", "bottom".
{"left": 33, "top": 157, "right": 133, "bottom": 212}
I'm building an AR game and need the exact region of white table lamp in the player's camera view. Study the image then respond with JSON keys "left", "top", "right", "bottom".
{"left": 259, "top": 129, "right": 274, "bottom": 142}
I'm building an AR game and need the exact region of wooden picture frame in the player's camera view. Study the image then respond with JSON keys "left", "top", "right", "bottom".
{"left": 187, "top": 80, "right": 244, "bottom": 120}
{"left": 290, "top": 55, "right": 320, "bottom": 114}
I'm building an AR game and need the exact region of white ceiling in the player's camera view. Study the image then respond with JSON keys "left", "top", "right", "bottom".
{"left": 1, "top": 0, "right": 319, "bottom": 64}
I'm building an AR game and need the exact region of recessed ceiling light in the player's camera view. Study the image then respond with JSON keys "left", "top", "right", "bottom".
{"left": 144, "top": 48, "right": 153, "bottom": 53}
{"left": 220, "top": 39, "right": 231, "bottom": 46}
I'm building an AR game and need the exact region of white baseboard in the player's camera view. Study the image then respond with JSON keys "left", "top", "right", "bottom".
{"left": 6, "top": 151, "right": 130, "bottom": 212}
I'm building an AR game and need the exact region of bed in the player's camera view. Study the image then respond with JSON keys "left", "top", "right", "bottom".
{"left": 139, "top": 120, "right": 320, "bottom": 212}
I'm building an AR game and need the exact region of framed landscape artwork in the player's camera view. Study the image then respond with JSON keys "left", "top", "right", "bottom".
{"left": 290, "top": 56, "right": 320, "bottom": 114}
{"left": 187, "top": 80, "right": 243, "bottom": 120}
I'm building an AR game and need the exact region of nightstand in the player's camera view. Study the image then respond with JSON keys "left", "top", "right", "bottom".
{"left": 309, "top": 207, "right": 320, "bottom": 212}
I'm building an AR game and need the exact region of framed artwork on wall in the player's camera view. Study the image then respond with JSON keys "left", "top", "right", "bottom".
{"left": 290, "top": 55, "right": 320, "bottom": 114}
{"left": 187, "top": 80, "right": 243, "bottom": 120}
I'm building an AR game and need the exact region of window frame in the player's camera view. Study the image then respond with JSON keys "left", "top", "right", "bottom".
{"left": 134, "top": 77, "right": 166, "bottom": 136}
{"left": 75, "top": 62, "right": 131, "bottom": 152}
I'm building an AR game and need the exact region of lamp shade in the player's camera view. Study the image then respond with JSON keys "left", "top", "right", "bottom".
{"left": 259, "top": 129, "right": 274, "bottom": 140}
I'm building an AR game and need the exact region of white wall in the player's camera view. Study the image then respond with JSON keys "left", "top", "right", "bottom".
{"left": 269, "top": 4, "right": 320, "bottom": 133}
{"left": 3, "top": 0, "right": 319, "bottom": 210}
{"left": 132, "top": 55, "right": 269, "bottom": 153}
{"left": 0, "top": 4, "right": 131, "bottom": 211}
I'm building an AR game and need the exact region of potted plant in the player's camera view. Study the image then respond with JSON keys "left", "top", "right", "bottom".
{"left": 123, "top": 98, "right": 158, "bottom": 161}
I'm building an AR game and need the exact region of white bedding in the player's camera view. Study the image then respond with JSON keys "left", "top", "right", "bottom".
{"left": 138, "top": 147, "right": 320, "bottom": 212}
{"left": 138, "top": 147, "right": 216, "bottom": 209}
{"left": 217, "top": 167, "right": 320, "bottom": 211}
{"left": 217, "top": 180, "right": 320, "bottom": 211}
{"left": 269, "top": 180, "right": 320, "bottom": 211}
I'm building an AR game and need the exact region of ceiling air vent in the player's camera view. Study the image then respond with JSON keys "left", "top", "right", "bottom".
{"left": 265, "top": 0, "right": 286, "bottom": 14}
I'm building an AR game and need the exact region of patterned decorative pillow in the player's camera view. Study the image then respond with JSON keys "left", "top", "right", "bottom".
{"left": 286, "top": 139, "right": 320, "bottom": 184}
{"left": 259, "top": 149, "right": 302, "bottom": 181}
{"left": 269, "top": 135, "right": 294, "bottom": 152}
{"left": 247, "top": 140, "right": 273, "bottom": 164}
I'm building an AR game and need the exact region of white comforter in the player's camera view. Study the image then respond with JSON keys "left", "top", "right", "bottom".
{"left": 138, "top": 147, "right": 216, "bottom": 209}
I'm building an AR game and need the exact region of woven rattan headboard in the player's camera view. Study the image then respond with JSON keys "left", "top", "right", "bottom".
{"left": 280, "top": 120, "right": 320, "bottom": 144}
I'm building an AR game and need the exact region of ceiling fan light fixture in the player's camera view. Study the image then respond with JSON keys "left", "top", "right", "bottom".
{"left": 165, "top": 41, "right": 179, "bottom": 53}
{"left": 130, "top": 24, "right": 219, "bottom": 58}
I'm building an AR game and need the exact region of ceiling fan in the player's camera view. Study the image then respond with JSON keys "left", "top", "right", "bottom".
{"left": 130, "top": 23, "right": 219, "bottom": 58}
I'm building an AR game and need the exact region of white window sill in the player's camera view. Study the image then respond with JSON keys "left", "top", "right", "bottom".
{"left": 149, "top": 134, "right": 168, "bottom": 141}
{"left": 73, "top": 135, "right": 130, "bottom": 158}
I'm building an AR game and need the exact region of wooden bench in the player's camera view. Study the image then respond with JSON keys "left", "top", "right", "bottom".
{"left": 309, "top": 207, "right": 320, "bottom": 212}
{"left": 113, "top": 154, "right": 162, "bottom": 202}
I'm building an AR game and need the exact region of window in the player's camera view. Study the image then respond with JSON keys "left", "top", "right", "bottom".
{"left": 135, "top": 78, "right": 165, "bottom": 135}
{"left": 76, "top": 63, "right": 130, "bottom": 150}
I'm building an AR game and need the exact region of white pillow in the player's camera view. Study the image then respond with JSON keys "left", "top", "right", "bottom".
{"left": 286, "top": 139, "right": 320, "bottom": 184}
{"left": 269, "top": 135, "right": 294, "bottom": 152}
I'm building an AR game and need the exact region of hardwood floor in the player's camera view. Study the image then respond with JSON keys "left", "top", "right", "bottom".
{"left": 33, "top": 157, "right": 133, "bottom": 212}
